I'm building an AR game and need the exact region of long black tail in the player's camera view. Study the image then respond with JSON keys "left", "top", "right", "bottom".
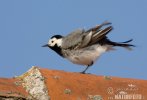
{"left": 108, "top": 39, "right": 135, "bottom": 50}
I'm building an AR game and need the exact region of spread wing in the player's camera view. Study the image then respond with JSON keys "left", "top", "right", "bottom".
{"left": 61, "top": 29, "right": 85, "bottom": 49}
{"left": 61, "top": 21, "right": 113, "bottom": 49}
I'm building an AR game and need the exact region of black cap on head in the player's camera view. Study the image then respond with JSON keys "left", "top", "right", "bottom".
{"left": 51, "top": 35, "right": 63, "bottom": 39}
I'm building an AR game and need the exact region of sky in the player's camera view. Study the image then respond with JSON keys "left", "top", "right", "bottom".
{"left": 0, "top": 0, "right": 147, "bottom": 79}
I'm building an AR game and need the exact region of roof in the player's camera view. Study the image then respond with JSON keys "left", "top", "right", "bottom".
{"left": 0, "top": 77, "right": 28, "bottom": 99}
{"left": 0, "top": 66, "right": 147, "bottom": 100}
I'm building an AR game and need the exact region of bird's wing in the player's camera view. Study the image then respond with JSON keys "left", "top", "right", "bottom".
{"left": 78, "top": 22, "right": 113, "bottom": 48}
{"left": 88, "top": 26, "right": 113, "bottom": 45}
{"left": 61, "top": 29, "right": 85, "bottom": 49}
{"left": 62, "top": 22, "right": 113, "bottom": 49}
{"left": 86, "top": 21, "right": 111, "bottom": 33}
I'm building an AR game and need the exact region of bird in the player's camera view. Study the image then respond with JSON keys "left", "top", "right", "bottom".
{"left": 42, "top": 21, "right": 135, "bottom": 74}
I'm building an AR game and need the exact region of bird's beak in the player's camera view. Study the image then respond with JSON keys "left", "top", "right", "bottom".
{"left": 42, "top": 44, "right": 49, "bottom": 47}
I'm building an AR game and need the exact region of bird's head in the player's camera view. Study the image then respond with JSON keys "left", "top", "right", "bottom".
{"left": 42, "top": 35, "right": 63, "bottom": 48}
{"left": 42, "top": 35, "right": 64, "bottom": 57}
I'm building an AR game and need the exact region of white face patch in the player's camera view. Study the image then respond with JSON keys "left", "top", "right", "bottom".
{"left": 48, "top": 37, "right": 62, "bottom": 47}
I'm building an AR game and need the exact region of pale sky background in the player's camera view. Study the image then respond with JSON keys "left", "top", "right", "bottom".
{"left": 0, "top": 0, "right": 147, "bottom": 79}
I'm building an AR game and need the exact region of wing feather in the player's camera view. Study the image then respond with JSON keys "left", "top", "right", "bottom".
{"left": 86, "top": 21, "right": 111, "bottom": 33}
{"left": 89, "top": 26, "right": 113, "bottom": 45}
{"left": 62, "top": 29, "right": 84, "bottom": 49}
{"left": 62, "top": 22, "right": 112, "bottom": 49}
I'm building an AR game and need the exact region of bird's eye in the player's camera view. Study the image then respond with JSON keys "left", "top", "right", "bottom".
{"left": 51, "top": 41, "right": 54, "bottom": 43}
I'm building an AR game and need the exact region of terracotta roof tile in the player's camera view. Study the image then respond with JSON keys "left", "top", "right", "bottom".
{"left": 40, "top": 68, "right": 147, "bottom": 100}
{"left": 0, "top": 66, "right": 147, "bottom": 100}
{"left": 0, "top": 78, "right": 29, "bottom": 99}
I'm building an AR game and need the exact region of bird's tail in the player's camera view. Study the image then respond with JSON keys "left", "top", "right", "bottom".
{"left": 108, "top": 39, "right": 135, "bottom": 50}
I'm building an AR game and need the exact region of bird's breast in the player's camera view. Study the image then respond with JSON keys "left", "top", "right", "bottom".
{"left": 63, "top": 45, "right": 109, "bottom": 66}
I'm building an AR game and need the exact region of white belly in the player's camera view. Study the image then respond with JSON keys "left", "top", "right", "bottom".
{"left": 65, "top": 45, "right": 110, "bottom": 66}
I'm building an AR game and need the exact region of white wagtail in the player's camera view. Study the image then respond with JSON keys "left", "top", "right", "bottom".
{"left": 42, "top": 21, "right": 134, "bottom": 74}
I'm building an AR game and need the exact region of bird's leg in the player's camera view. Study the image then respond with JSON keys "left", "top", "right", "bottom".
{"left": 80, "top": 66, "right": 90, "bottom": 74}
{"left": 80, "top": 61, "right": 93, "bottom": 74}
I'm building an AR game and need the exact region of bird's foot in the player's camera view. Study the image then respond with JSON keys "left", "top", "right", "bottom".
{"left": 79, "top": 71, "right": 91, "bottom": 74}
{"left": 79, "top": 71, "right": 86, "bottom": 74}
